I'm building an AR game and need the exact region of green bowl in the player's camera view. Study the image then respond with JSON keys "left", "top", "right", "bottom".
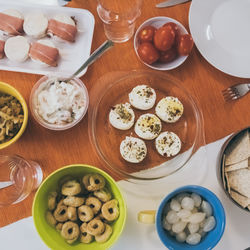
{"left": 32, "top": 164, "right": 127, "bottom": 250}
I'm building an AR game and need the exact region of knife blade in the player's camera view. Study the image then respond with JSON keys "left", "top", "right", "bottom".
{"left": 156, "top": 0, "right": 191, "bottom": 8}
{"left": 0, "top": 181, "right": 13, "bottom": 189}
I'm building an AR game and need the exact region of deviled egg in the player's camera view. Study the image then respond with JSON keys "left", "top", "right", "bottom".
{"left": 120, "top": 136, "right": 147, "bottom": 163}
{"left": 155, "top": 96, "right": 184, "bottom": 123}
{"left": 155, "top": 131, "right": 181, "bottom": 157}
{"left": 109, "top": 103, "right": 135, "bottom": 130}
{"left": 135, "top": 113, "right": 162, "bottom": 140}
{"left": 129, "top": 85, "right": 156, "bottom": 110}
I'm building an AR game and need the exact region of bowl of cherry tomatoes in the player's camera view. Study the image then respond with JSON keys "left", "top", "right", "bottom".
{"left": 134, "top": 16, "right": 194, "bottom": 70}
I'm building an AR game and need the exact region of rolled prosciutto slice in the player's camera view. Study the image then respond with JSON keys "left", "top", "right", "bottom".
{"left": 0, "top": 40, "right": 5, "bottom": 59}
{"left": 48, "top": 14, "right": 77, "bottom": 42}
{"left": 0, "top": 9, "right": 24, "bottom": 35}
{"left": 29, "top": 39, "right": 59, "bottom": 67}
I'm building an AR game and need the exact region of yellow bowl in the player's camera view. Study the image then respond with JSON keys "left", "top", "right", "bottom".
{"left": 0, "top": 81, "right": 28, "bottom": 149}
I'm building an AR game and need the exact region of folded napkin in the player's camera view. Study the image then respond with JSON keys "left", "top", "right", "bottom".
{"left": 1, "top": 136, "right": 250, "bottom": 250}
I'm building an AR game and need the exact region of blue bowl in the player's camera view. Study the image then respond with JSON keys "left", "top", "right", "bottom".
{"left": 156, "top": 185, "right": 226, "bottom": 250}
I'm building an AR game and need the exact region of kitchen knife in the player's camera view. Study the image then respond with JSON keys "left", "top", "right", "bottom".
{"left": 156, "top": 0, "right": 191, "bottom": 8}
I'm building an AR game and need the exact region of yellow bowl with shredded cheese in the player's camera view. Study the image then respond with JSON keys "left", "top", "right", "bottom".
{"left": 0, "top": 81, "right": 28, "bottom": 149}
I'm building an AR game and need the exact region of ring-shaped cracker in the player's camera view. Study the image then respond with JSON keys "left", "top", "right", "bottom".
{"left": 85, "top": 197, "right": 102, "bottom": 215}
{"left": 101, "top": 199, "right": 120, "bottom": 221}
{"left": 67, "top": 206, "right": 77, "bottom": 221}
{"left": 83, "top": 174, "right": 105, "bottom": 191}
{"left": 78, "top": 205, "right": 94, "bottom": 222}
{"left": 61, "top": 180, "right": 81, "bottom": 196}
{"left": 87, "top": 218, "right": 105, "bottom": 236}
{"left": 95, "top": 223, "right": 113, "bottom": 243}
{"left": 53, "top": 204, "right": 68, "bottom": 222}
{"left": 63, "top": 196, "right": 84, "bottom": 207}
{"left": 80, "top": 223, "right": 93, "bottom": 244}
{"left": 94, "top": 188, "right": 112, "bottom": 203}
{"left": 48, "top": 191, "right": 57, "bottom": 210}
{"left": 61, "top": 221, "right": 80, "bottom": 240}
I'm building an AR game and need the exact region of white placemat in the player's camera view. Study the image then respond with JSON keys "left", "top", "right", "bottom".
{"left": 0, "top": 136, "right": 250, "bottom": 250}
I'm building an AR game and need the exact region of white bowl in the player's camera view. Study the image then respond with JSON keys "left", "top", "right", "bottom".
{"left": 134, "top": 16, "right": 189, "bottom": 70}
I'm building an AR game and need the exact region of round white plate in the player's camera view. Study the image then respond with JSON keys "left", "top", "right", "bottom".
{"left": 189, "top": 0, "right": 250, "bottom": 78}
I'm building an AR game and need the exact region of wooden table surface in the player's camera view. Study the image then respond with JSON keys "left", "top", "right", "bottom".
{"left": 0, "top": 0, "right": 249, "bottom": 227}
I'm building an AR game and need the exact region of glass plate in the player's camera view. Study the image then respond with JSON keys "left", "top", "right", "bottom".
{"left": 88, "top": 70, "right": 204, "bottom": 182}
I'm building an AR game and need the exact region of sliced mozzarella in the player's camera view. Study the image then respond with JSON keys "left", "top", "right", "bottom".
{"left": 135, "top": 113, "right": 162, "bottom": 140}
{"left": 109, "top": 103, "right": 135, "bottom": 130}
{"left": 129, "top": 84, "right": 156, "bottom": 110}
{"left": 4, "top": 36, "right": 29, "bottom": 62}
{"left": 120, "top": 136, "right": 147, "bottom": 163}
{"left": 155, "top": 96, "right": 184, "bottom": 123}
{"left": 23, "top": 12, "right": 48, "bottom": 38}
{"left": 155, "top": 131, "right": 181, "bottom": 157}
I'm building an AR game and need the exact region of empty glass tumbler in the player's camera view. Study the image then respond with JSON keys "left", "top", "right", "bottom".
{"left": 0, "top": 155, "right": 43, "bottom": 207}
{"left": 97, "top": 0, "right": 143, "bottom": 43}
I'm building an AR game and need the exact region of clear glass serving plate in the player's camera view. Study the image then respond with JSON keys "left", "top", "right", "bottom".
{"left": 88, "top": 70, "right": 205, "bottom": 182}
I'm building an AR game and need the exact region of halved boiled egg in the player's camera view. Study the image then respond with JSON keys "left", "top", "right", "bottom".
{"left": 129, "top": 85, "right": 156, "bottom": 110}
{"left": 155, "top": 131, "right": 181, "bottom": 157}
{"left": 120, "top": 136, "right": 147, "bottom": 163}
{"left": 109, "top": 102, "right": 135, "bottom": 130}
{"left": 155, "top": 96, "right": 184, "bottom": 123}
{"left": 135, "top": 113, "right": 162, "bottom": 140}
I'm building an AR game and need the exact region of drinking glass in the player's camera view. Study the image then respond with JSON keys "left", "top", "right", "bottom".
{"left": 0, "top": 155, "right": 43, "bottom": 207}
{"left": 97, "top": 0, "right": 143, "bottom": 43}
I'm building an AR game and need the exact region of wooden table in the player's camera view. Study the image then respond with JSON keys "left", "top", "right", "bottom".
{"left": 0, "top": 0, "right": 249, "bottom": 228}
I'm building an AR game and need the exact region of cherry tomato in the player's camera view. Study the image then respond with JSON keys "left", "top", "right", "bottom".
{"left": 153, "top": 25, "right": 175, "bottom": 51}
{"left": 159, "top": 47, "right": 178, "bottom": 63}
{"left": 177, "top": 34, "right": 194, "bottom": 56}
{"left": 138, "top": 25, "right": 156, "bottom": 43}
{"left": 163, "top": 22, "right": 179, "bottom": 36}
{"left": 137, "top": 42, "right": 160, "bottom": 65}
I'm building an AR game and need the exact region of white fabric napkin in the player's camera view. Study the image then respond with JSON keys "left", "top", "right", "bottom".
{"left": 0, "top": 136, "right": 250, "bottom": 250}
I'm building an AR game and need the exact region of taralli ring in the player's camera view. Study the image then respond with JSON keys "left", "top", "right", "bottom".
{"left": 61, "top": 221, "right": 80, "bottom": 240}
{"left": 80, "top": 223, "right": 93, "bottom": 244}
{"left": 94, "top": 188, "right": 112, "bottom": 202}
{"left": 102, "top": 199, "right": 120, "bottom": 221}
{"left": 95, "top": 223, "right": 113, "bottom": 243}
{"left": 63, "top": 196, "right": 85, "bottom": 207}
{"left": 61, "top": 180, "right": 82, "bottom": 196}
{"left": 87, "top": 218, "right": 105, "bottom": 236}
{"left": 46, "top": 211, "right": 57, "bottom": 226}
{"left": 53, "top": 204, "right": 68, "bottom": 222}
{"left": 78, "top": 205, "right": 94, "bottom": 222}
{"left": 48, "top": 191, "right": 57, "bottom": 210}
{"left": 83, "top": 174, "right": 105, "bottom": 191}
{"left": 85, "top": 196, "right": 102, "bottom": 215}
{"left": 67, "top": 206, "right": 77, "bottom": 221}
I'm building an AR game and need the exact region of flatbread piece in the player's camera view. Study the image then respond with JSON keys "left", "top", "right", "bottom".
{"left": 225, "top": 130, "right": 250, "bottom": 166}
{"left": 225, "top": 158, "right": 249, "bottom": 172}
{"left": 230, "top": 190, "right": 250, "bottom": 208}
{"left": 227, "top": 168, "right": 250, "bottom": 198}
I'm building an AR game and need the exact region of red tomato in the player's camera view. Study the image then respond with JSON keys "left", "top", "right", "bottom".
{"left": 153, "top": 25, "right": 175, "bottom": 51}
{"left": 163, "top": 22, "right": 179, "bottom": 36}
{"left": 137, "top": 42, "right": 160, "bottom": 65}
{"left": 159, "top": 47, "right": 178, "bottom": 63}
{"left": 138, "top": 26, "right": 156, "bottom": 43}
{"left": 177, "top": 34, "right": 194, "bottom": 56}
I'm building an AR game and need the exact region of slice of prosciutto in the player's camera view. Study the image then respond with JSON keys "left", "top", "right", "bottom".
{"left": 0, "top": 40, "right": 5, "bottom": 59}
{"left": 48, "top": 15, "right": 77, "bottom": 42}
{"left": 29, "top": 40, "right": 59, "bottom": 67}
{"left": 0, "top": 10, "right": 24, "bottom": 35}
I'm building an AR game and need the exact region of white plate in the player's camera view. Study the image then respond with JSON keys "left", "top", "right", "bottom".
{"left": 189, "top": 0, "right": 250, "bottom": 78}
{"left": 0, "top": 2, "right": 94, "bottom": 77}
